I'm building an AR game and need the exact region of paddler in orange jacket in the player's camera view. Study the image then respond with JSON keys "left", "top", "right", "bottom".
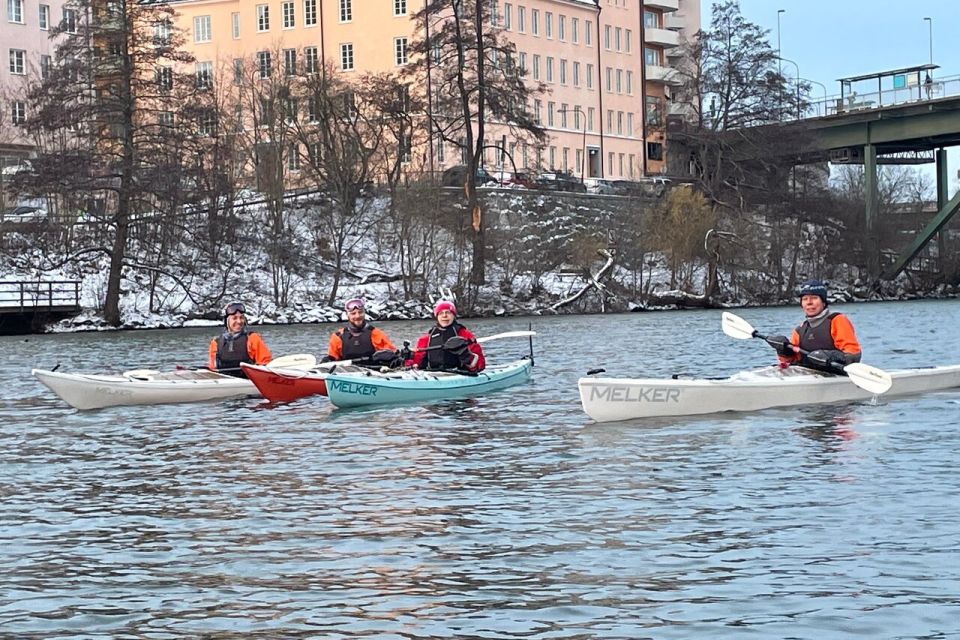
{"left": 208, "top": 302, "right": 273, "bottom": 377}
{"left": 323, "top": 298, "right": 398, "bottom": 365}
{"left": 767, "top": 279, "right": 862, "bottom": 373}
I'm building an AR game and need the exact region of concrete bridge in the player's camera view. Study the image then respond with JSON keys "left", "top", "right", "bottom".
{"left": 0, "top": 280, "right": 81, "bottom": 334}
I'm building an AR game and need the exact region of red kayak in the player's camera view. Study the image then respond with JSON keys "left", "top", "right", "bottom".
{"left": 241, "top": 362, "right": 369, "bottom": 403}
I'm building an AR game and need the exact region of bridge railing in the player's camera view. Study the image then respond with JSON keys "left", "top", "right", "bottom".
{"left": 799, "top": 74, "right": 960, "bottom": 120}
{"left": 0, "top": 280, "right": 81, "bottom": 312}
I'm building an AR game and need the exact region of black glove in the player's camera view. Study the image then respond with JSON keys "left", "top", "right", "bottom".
{"left": 806, "top": 349, "right": 846, "bottom": 369}
{"left": 457, "top": 349, "right": 476, "bottom": 369}
{"left": 767, "top": 335, "right": 794, "bottom": 356}
{"left": 443, "top": 336, "right": 472, "bottom": 354}
{"left": 399, "top": 341, "right": 413, "bottom": 362}
{"left": 320, "top": 355, "right": 334, "bottom": 363}
{"left": 371, "top": 349, "right": 398, "bottom": 365}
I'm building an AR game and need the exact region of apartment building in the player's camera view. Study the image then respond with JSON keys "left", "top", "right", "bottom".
{"left": 2, "top": 0, "right": 69, "bottom": 169}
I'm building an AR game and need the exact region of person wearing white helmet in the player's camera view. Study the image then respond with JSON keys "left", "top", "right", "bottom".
{"left": 767, "top": 279, "right": 862, "bottom": 373}
{"left": 408, "top": 300, "right": 485, "bottom": 372}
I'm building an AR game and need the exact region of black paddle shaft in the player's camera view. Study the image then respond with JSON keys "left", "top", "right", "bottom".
{"left": 752, "top": 329, "right": 846, "bottom": 375}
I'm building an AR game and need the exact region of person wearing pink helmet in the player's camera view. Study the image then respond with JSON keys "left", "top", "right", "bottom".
{"left": 408, "top": 300, "right": 485, "bottom": 372}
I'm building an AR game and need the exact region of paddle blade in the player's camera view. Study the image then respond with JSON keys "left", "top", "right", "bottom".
{"left": 476, "top": 330, "right": 537, "bottom": 344}
{"left": 721, "top": 312, "right": 757, "bottom": 340}
{"left": 269, "top": 353, "right": 317, "bottom": 369}
{"left": 843, "top": 362, "right": 893, "bottom": 395}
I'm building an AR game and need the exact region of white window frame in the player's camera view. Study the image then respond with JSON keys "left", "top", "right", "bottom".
{"left": 194, "top": 15, "right": 212, "bottom": 43}
{"left": 339, "top": 0, "right": 351, "bottom": 22}
{"left": 62, "top": 7, "right": 76, "bottom": 33}
{"left": 196, "top": 61, "right": 213, "bottom": 89}
{"left": 231, "top": 12, "right": 240, "bottom": 38}
{"left": 9, "top": 49, "right": 26, "bottom": 75}
{"left": 283, "top": 48, "right": 296, "bottom": 75}
{"left": 256, "top": 4, "right": 269, "bottom": 32}
{"left": 571, "top": 17, "right": 578, "bottom": 44}
{"left": 282, "top": 1, "right": 294, "bottom": 28}
{"left": 544, "top": 11, "right": 552, "bottom": 38}
{"left": 304, "top": 0, "right": 316, "bottom": 25}
{"left": 38, "top": 3, "right": 49, "bottom": 29}
{"left": 585, "top": 20, "right": 592, "bottom": 46}
{"left": 7, "top": 0, "right": 23, "bottom": 23}
{"left": 393, "top": 0, "right": 406, "bottom": 17}
{"left": 257, "top": 51, "right": 272, "bottom": 78}
{"left": 503, "top": 3, "right": 511, "bottom": 30}
{"left": 340, "top": 42, "right": 354, "bottom": 70}
{"left": 517, "top": 6, "right": 525, "bottom": 32}
{"left": 531, "top": 8, "right": 538, "bottom": 36}
{"left": 558, "top": 15, "right": 565, "bottom": 41}
{"left": 304, "top": 46, "right": 318, "bottom": 73}
{"left": 12, "top": 100, "right": 26, "bottom": 125}
{"left": 394, "top": 37, "right": 408, "bottom": 65}
{"left": 545, "top": 56, "right": 553, "bottom": 82}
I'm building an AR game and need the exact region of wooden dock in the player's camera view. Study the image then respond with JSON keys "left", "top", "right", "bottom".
{"left": 0, "top": 280, "right": 81, "bottom": 334}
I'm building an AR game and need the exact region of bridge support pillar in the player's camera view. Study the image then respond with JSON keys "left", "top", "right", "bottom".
{"left": 936, "top": 148, "right": 949, "bottom": 270}
{"left": 864, "top": 143, "right": 880, "bottom": 281}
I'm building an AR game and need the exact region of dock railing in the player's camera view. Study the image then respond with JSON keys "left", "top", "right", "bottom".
{"left": 0, "top": 280, "right": 81, "bottom": 312}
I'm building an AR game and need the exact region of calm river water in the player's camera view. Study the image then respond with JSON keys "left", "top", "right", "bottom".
{"left": 3, "top": 300, "right": 960, "bottom": 638}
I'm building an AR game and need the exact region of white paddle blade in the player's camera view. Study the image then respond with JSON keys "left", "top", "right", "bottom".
{"left": 268, "top": 353, "right": 317, "bottom": 369}
{"left": 721, "top": 312, "right": 757, "bottom": 340}
{"left": 123, "top": 369, "right": 160, "bottom": 380}
{"left": 843, "top": 362, "right": 893, "bottom": 395}
{"left": 476, "top": 330, "right": 537, "bottom": 343}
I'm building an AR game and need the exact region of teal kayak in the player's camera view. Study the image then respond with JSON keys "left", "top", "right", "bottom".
{"left": 325, "top": 358, "right": 534, "bottom": 408}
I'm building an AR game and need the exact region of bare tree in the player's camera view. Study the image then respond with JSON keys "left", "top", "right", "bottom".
{"left": 407, "top": 0, "right": 545, "bottom": 303}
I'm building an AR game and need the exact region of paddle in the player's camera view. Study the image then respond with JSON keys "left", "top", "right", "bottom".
{"left": 720, "top": 311, "right": 893, "bottom": 395}
{"left": 165, "top": 353, "right": 318, "bottom": 376}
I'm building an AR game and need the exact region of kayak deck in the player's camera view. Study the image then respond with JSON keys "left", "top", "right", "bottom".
{"left": 579, "top": 364, "right": 960, "bottom": 422}
{"left": 241, "top": 361, "right": 371, "bottom": 403}
{"left": 325, "top": 358, "right": 534, "bottom": 408}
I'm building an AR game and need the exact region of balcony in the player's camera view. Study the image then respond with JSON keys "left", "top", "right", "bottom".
{"left": 645, "top": 64, "right": 681, "bottom": 87}
{"left": 644, "top": 27, "right": 679, "bottom": 48}
{"left": 664, "top": 14, "right": 686, "bottom": 31}
{"left": 644, "top": 0, "right": 679, "bottom": 12}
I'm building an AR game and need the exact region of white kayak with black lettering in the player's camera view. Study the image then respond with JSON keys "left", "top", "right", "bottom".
{"left": 578, "top": 364, "right": 960, "bottom": 422}
{"left": 32, "top": 368, "right": 257, "bottom": 410}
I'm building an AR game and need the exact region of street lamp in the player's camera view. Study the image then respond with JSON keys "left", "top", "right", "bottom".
{"left": 923, "top": 17, "right": 933, "bottom": 65}
{"left": 777, "top": 9, "right": 785, "bottom": 119}
{"left": 558, "top": 105, "right": 587, "bottom": 186}
{"left": 777, "top": 56, "right": 802, "bottom": 120}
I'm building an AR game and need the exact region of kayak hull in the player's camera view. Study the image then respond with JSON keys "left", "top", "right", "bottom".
{"left": 241, "top": 362, "right": 370, "bottom": 403}
{"left": 32, "top": 368, "right": 256, "bottom": 410}
{"left": 325, "top": 359, "right": 534, "bottom": 408}
{"left": 578, "top": 364, "right": 960, "bottom": 422}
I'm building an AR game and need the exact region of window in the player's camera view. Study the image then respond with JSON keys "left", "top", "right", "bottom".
{"left": 339, "top": 0, "right": 351, "bottom": 22}
{"left": 576, "top": 149, "right": 582, "bottom": 174}
{"left": 307, "top": 95, "right": 319, "bottom": 122}
{"left": 340, "top": 43, "right": 354, "bottom": 70}
{"left": 287, "top": 144, "right": 300, "bottom": 170}
{"left": 629, "top": 154, "right": 635, "bottom": 177}
{"left": 607, "top": 109, "right": 612, "bottom": 132}
{"left": 644, "top": 10, "right": 658, "bottom": 28}
{"left": 604, "top": 25, "right": 611, "bottom": 49}
{"left": 547, "top": 101, "right": 554, "bottom": 126}
{"left": 282, "top": 1, "right": 294, "bottom": 28}
{"left": 12, "top": 100, "right": 26, "bottom": 125}
{"left": 573, "top": 61, "right": 580, "bottom": 87}
{"left": 605, "top": 67, "right": 611, "bottom": 91}
{"left": 619, "top": 153, "right": 624, "bottom": 175}
{"left": 615, "top": 27, "right": 621, "bottom": 51}
{"left": 199, "top": 110, "right": 216, "bottom": 136}
{"left": 488, "top": 0, "right": 496, "bottom": 26}
{"left": 159, "top": 111, "right": 174, "bottom": 128}
{"left": 399, "top": 131, "right": 411, "bottom": 163}
{"left": 9, "top": 49, "right": 25, "bottom": 75}
{"left": 518, "top": 51, "right": 526, "bottom": 74}
{"left": 233, "top": 58, "right": 244, "bottom": 84}
{"left": 503, "top": 3, "right": 511, "bottom": 29}
{"left": 625, "top": 29, "right": 632, "bottom": 53}
{"left": 435, "top": 137, "right": 445, "bottom": 163}
{"left": 40, "top": 54, "right": 50, "bottom": 79}
{"left": 545, "top": 57, "right": 553, "bottom": 82}
{"left": 562, "top": 147, "right": 569, "bottom": 171}
{"left": 394, "top": 37, "right": 408, "bottom": 65}
{"left": 645, "top": 95, "right": 662, "bottom": 126}
{"left": 560, "top": 103, "right": 567, "bottom": 128}
{"left": 558, "top": 15, "right": 565, "bottom": 41}
{"left": 308, "top": 142, "right": 321, "bottom": 164}
{"left": 232, "top": 12, "right": 240, "bottom": 38}
{"left": 584, "top": 20, "right": 592, "bottom": 45}
{"left": 257, "top": 51, "right": 272, "bottom": 78}
{"left": 617, "top": 111, "right": 623, "bottom": 135}
{"left": 608, "top": 151, "right": 613, "bottom": 173}
{"left": 644, "top": 47, "right": 661, "bottom": 66}
{"left": 39, "top": 3, "right": 49, "bottom": 29}
{"left": 586, "top": 63, "right": 594, "bottom": 89}
{"left": 559, "top": 59, "right": 566, "bottom": 85}
{"left": 647, "top": 141, "right": 663, "bottom": 161}
{"left": 62, "top": 7, "right": 76, "bottom": 33}
{"left": 304, "top": 0, "right": 316, "bottom": 25}
{"left": 517, "top": 6, "right": 524, "bottom": 32}
{"left": 616, "top": 69, "right": 622, "bottom": 93}
{"left": 8, "top": 0, "right": 22, "bottom": 22}
{"left": 534, "top": 99, "right": 541, "bottom": 124}
{"left": 544, "top": 11, "right": 552, "bottom": 38}
{"left": 571, "top": 17, "right": 578, "bottom": 44}
{"left": 532, "top": 54, "right": 540, "bottom": 80}
{"left": 587, "top": 107, "right": 594, "bottom": 131}
{"left": 194, "top": 15, "right": 211, "bottom": 42}
{"left": 196, "top": 61, "right": 213, "bottom": 89}
{"left": 305, "top": 46, "right": 318, "bottom": 73}
{"left": 393, "top": 0, "right": 406, "bottom": 16}
{"left": 626, "top": 70, "right": 633, "bottom": 94}
{"left": 283, "top": 48, "right": 296, "bottom": 75}
{"left": 627, "top": 112, "right": 634, "bottom": 136}
{"left": 257, "top": 4, "right": 269, "bottom": 30}
{"left": 153, "top": 20, "right": 171, "bottom": 45}
{"left": 156, "top": 66, "right": 173, "bottom": 91}
{"left": 284, "top": 97, "right": 297, "bottom": 123}
{"left": 549, "top": 147, "right": 555, "bottom": 168}
{"left": 531, "top": 8, "right": 538, "bottom": 35}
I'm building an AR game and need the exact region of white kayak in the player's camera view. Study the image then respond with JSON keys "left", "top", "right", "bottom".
{"left": 578, "top": 364, "right": 960, "bottom": 422}
{"left": 32, "top": 353, "right": 318, "bottom": 410}
{"left": 32, "top": 368, "right": 257, "bottom": 410}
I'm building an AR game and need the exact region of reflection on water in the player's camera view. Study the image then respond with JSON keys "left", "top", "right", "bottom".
{"left": 3, "top": 302, "right": 960, "bottom": 637}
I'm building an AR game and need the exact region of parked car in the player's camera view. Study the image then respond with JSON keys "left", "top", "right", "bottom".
{"left": 535, "top": 171, "right": 587, "bottom": 193}
{"left": 503, "top": 171, "right": 537, "bottom": 189}
{"left": 1, "top": 205, "right": 47, "bottom": 224}
{"left": 441, "top": 165, "right": 498, "bottom": 187}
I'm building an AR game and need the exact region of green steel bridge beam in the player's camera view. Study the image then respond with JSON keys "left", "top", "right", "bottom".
{"left": 882, "top": 188, "right": 960, "bottom": 280}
